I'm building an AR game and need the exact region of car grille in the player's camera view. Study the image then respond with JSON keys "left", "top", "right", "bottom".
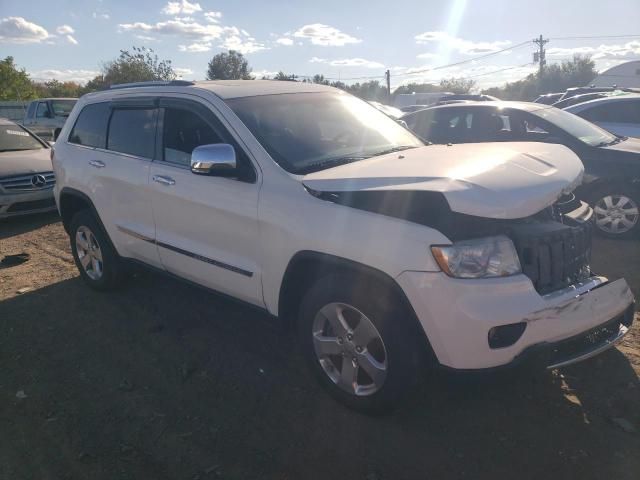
{"left": 509, "top": 220, "right": 592, "bottom": 295}
{"left": 0, "top": 171, "right": 56, "bottom": 191}
{"left": 6, "top": 198, "right": 56, "bottom": 213}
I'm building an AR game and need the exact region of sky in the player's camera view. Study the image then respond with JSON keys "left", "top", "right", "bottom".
{"left": 1, "top": 0, "right": 639, "bottom": 90}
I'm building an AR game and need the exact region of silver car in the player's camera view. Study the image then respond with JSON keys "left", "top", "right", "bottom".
{"left": 0, "top": 119, "right": 57, "bottom": 218}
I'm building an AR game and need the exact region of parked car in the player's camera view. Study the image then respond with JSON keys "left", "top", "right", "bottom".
{"left": 399, "top": 104, "right": 431, "bottom": 113}
{"left": 402, "top": 102, "right": 640, "bottom": 237}
{"left": 551, "top": 92, "right": 607, "bottom": 109}
{"left": 565, "top": 94, "right": 640, "bottom": 138}
{"left": 533, "top": 93, "right": 563, "bottom": 105}
{"left": 0, "top": 118, "right": 56, "bottom": 218}
{"left": 23, "top": 98, "right": 77, "bottom": 141}
{"left": 52, "top": 81, "right": 634, "bottom": 412}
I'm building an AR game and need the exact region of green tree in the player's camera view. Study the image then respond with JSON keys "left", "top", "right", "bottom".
{"left": 0, "top": 56, "right": 36, "bottom": 100}
{"left": 392, "top": 82, "right": 443, "bottom": 96}
{"left": 483, "top": 54, "right": 598, "bottom": 101}
{"left": 273, "top": 71, "right": 297, "bottom": 81}
{"left": 439, "top": 77, "right": 476, "bottom": 94}
{"left": 206, "top": 50, "right": 252, "bottom": 80}
{"left": 101, "top": 46, "right": 175, "bottom": 87}
{"left": 33, "top": 79, "right": 83, "bottom": 98}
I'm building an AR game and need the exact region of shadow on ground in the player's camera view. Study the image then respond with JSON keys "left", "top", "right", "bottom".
{"left": 0, "top": 211, "right": 61, "bottom": 241}
{"left": 1, "top": 268, "right": 638, "bottom": 480}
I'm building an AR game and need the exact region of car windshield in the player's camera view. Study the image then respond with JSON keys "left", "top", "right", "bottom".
{"left": 0, "top": 125, "right": 45, "bottom": 152}
{"left": 529, "top": 106, "right": 617, "bottom": 147}
{"left": 51, "top": 100, "right": 77, "bottom": 116}
{"left": 226, "top": 92, "right": 423, "bottom": 174}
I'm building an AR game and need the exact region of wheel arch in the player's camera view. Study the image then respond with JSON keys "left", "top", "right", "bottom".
{"left": 277, "top": 250, "right": 436, "bottom": 361}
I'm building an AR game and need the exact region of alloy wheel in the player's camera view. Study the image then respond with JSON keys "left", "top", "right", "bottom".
{"left": 75, "top": 226, "right": 104, "bottom": 280}
{"left": 312, "top": 302, "right": 388, "bottom": 396}
{"left": 594, "top": 195, "right": 639, "bottom": 235}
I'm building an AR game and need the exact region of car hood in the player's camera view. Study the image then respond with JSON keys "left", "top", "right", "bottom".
{"left": 0, "top": 148, "right": 52, "bottom": 177}
{"left": 302, "top": 142, "right": 584, "bottom": 219}
{"left": 601, "top": 136, "right": 640, "bottom": 155}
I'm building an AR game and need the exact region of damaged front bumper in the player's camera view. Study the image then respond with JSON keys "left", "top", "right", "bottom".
{"left": 397, "top": 272, "right": 635, "bottom": 370}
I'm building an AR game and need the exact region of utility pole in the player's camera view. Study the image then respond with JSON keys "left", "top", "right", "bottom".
{"left": 385, "top": 69, "right": 391, "bottom": 100}
{"left": 533, "top": 34, "right": 548, "bottom": 90}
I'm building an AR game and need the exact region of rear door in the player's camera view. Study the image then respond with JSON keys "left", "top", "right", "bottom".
{"left": 578, "top": 99, "right": 640, "bottom": 138}
{"left": 67, "top": 98, "right": 161, "bottom": 267}
{"left": 149, "top": 96, "right": 262, "bottom": 306}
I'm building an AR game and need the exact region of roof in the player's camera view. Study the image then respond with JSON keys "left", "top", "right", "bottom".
{"left": 564, "top": 92, "right": 640, "bottom": 111}
{"left": 29, "top": 98, "right": 78, "bottom": 102}
{"left": 414, "top": 100, "right": 549, "bottom": 113}
{"left": 192, "top": 80, "right": 337, "bottom": 99}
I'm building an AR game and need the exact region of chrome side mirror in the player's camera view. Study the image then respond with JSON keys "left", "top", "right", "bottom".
{"left": 191, "top": 144, "right": 237, "bottom": 175}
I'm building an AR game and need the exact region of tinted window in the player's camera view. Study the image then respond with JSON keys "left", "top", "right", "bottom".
{"left": 580, "top": 100, "right": 640, "bottom": 124}
{"left": 0, "top": 124, "right": 45, "bottom": 152}
{"left": 68, "top": 102, "right": 110, "bottom": 148}
{"left": 36, "top": 102, "right": 49, "bottom": 118}
{"left": 163, "top": 107, "right": 222, "bottom": 166}
{"left": 27, "top": 102, "right": 37, "bottom": 119}
{"left": 51, "top": 100, "right": 77, "bottom": 117}
{"left": 107, "top": 108, "right": 157, "bottom": 159}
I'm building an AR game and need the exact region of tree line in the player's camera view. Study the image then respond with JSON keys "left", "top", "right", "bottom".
{"left": 1, "top": 47, "right": 597, "bottom": 103}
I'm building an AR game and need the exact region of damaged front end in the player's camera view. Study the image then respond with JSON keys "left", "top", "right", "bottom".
{"left": 309, "top": 188, "right": 594, "bottom": 295}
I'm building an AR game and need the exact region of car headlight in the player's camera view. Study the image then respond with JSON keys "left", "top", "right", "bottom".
{"left": 431, "top": 235, "right": 521, "bottom": 279}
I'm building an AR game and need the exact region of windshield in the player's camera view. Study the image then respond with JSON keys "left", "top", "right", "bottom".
{"left": 51, "top": 100, "right": 77, "bottom": 116}
{"left": 529, "top": 106, "right": 617, "bottom": 147}
{"left": 226, "top": 92, "right": 422, "bottom": 174}
{"left": 0, "top": 125, "right": 45, "bottom": 152}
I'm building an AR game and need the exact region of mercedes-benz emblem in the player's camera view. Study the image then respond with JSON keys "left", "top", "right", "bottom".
{"left": 31, "top": 174, "right": 47, "bottom": 188}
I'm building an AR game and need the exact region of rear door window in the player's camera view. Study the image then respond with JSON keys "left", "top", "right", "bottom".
{"left": 68, "top": 102, "right": 110, "bottom": 148}
{"left": 107, "top": 108, "right": 157, "bottom": 159}
{"left": 580, "top": 100, "right": 640, "bottom": 124}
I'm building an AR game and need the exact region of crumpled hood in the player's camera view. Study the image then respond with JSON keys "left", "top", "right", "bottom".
{"left": 0, "top": 148, "right": 52, "bottom": 177}
{"left": 302, "top": 142, "right": 584, "bottom": 219}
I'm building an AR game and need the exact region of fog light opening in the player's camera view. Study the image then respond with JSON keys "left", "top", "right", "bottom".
{"left": 488, "top": 322, "right": 527, "bottom": 349}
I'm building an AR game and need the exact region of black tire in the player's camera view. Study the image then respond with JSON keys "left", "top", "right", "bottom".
{"left": 588, "top": 184, "right": 640, "bottom": 239}
{"left": 297, "top": 273, "right": 421, "bottom": 414}
{"left": 69, "top": 209, "right": 123, "bottom": 290}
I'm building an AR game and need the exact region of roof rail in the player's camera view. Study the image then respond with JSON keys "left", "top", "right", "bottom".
{"left": 109, "top": 80, "right": 195, "bottom": 90}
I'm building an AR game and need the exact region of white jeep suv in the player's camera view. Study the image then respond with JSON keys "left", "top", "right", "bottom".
{"left": 52, "top": 80, "right": 635, "bottom": 412}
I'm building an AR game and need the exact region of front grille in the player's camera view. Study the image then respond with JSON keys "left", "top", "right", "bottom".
{"left": 0, "top": 171, "right": 56, "bottom": 191}
{"left": 509, "top": 220, "right": 592, "bottom": 295}
{"left": 6, "top": 198, "right": 56, "bottom": 213}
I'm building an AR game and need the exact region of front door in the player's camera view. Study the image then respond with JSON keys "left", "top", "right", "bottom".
{"left": 149, "top": 97, "right": 263, "bottom": 306}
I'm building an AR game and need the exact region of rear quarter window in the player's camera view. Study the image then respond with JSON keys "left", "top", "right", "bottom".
{"left": 68, "top": 102, "right": 110, "bottom": 148}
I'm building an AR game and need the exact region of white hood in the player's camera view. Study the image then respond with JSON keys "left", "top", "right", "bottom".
{"left": 302, "top": 142, "right": 584, "bottom": 219}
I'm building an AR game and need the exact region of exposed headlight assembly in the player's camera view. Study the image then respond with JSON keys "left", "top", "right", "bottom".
{"left": 431, "top": 235, "right": 521, "bottom": 279}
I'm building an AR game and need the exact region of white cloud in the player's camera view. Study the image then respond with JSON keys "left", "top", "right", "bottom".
{"left": 310, "top": 57, "right": 384, "bottom": 68}
{"left": 204, "top": 11, "right": 222, "bottom": 22}
{"left": 92, "top": 12, "right": 110, "bottom": 20}
{"left": 221, "top": 34, "right": 267, "bottom": 54}
{"left": 0, "top": 16, "right": 49, "bottom": 44}
{"left": 546, "top": 41, "right": 640, "bottom": 61}
{"left": 161, "top": 0, "right": 202, "bottom": 15}
{"left": 56, "top": 25, "right": 74, "bottom": 35}
{"left": 174, "top": 67, "right": 193, "bottom": 78}
{"left": 415, "top": 31, "right": 510, "bottom": 54}
{"left": 416, "top": 52, "right": 438, "bottom": 59}
{"left": 251, "top": 69, "right": 280, "bottom": 79}
{"left": 134, "top": 34, "right": 158, "bottom": 42}
{"left": 119, "top": 19, "right": 224, "bottom": 41}
{"left": 66, "top": 34, "right": 78, "bottom": 45}
{"left": 293, "top": 23, "right": 360, "bottom": 46}
{"left": 30, "top": 68, "right": 99, "bottom": 84}
{"left": 178, "top": 41, "right": 211, "bottom": 52}
{"left": 276, "top": 37, "right": 293, "bottom": 46}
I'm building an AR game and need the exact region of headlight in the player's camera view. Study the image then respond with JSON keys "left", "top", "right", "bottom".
{"left": 431, "top": 235, "right": 521, "bottom": 279}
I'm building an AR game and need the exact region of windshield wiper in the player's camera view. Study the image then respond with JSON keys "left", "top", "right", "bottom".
{"left": 297, "top": 155, "right": 370, "bottom": 174}
{"left": 365, "top": 145, "right": 418, "bottom": 157}
{"left": 595, "top": 137, "right": 623, "bottom": 147}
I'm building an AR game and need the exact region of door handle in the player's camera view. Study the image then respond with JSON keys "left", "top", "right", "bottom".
{"left": 89, "top": 160, "right": 105, "bottom": 168}
{"left": 153, "top": 175, "right": 176, "bottom": 186}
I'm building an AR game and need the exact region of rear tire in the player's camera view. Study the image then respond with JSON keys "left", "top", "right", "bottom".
{"left": 297, "top": 273, "right": 420, "bottom": 414}
{"left": 69, "top": 210, "right": 123, "bottom": 290}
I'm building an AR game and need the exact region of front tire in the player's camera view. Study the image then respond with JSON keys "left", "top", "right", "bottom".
{"left": 69, "top": 210, "right": 123, "bottom": 290}
{"left": 297, "top": 274, "right": 420, "bottom": 414}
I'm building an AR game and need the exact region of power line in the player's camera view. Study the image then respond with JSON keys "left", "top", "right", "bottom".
{"left": 549, "top": 34, "right": 640, "bottom": 40}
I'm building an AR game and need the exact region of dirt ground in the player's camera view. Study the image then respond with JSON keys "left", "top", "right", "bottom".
{"left": 1, "top": 212, "right": 639, "bottom": 480}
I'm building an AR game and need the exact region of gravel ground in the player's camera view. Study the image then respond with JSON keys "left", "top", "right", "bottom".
{"left": 1, "top": 212, "right": 638, "bottom": 480}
